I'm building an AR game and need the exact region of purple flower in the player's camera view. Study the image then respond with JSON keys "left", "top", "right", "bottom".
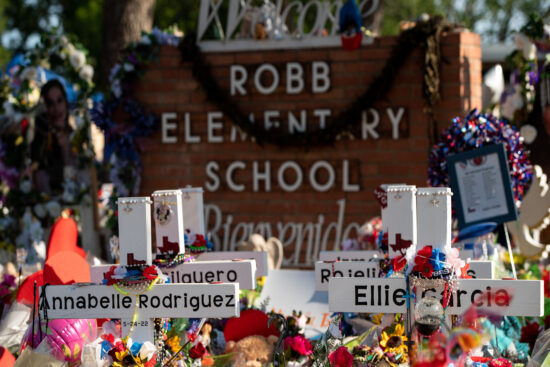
{"left": 127, "top": 52, "right": 138, "bottom": 65}
{"left": 527, "top": 70, "right": 538, "bottom": 86}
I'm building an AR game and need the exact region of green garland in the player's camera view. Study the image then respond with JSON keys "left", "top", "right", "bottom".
{"left": 179, "top": 16, "right": 453, "bottom": 147}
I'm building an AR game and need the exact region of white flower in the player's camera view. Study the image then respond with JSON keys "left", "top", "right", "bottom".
{"left": 20, "top": 179, "right": 32, "bottom": 194}
{"left": 140, "top": 34, "right": 152, "bottom": 45}
{"left": 514, "top": 33, "right": 537, "bottom": 60}
{"left": 138, "top": 342, "right": 156, "bottom": 361}
{"left": 33, "top": 204, "right": 46, "bottom": 219}
{"left": 123, "top": 62, "right": 134, "bottom": 72}
{"left": 111, "top": 79, "right": 122, "bottom": 98}
{"left": 45, "top": 201, "right": 62, "bottom": 218}
{"left": 79, "top": 64, "right": 94, "bottom": 82}
{"left": 60, "top": 36, "right": 69, "bottom": 46}
{"left": 20, "top": 67, "right": 38, "bottom": 81}
{"left": 25, "top": 87, "right": 41, "bottom": 107}
{"left": 69, "top": 50, "right": 86, "bottom": 70}
{"left": 520, "top": 124, "right": 537, "bottom": 144}
{"left": 113, "top": 266, "right": 127, "bottom": 279}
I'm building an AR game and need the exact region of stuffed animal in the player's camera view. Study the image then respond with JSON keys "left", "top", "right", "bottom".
{"left": 225, "top": 334, "right": 278, "bottom": 367}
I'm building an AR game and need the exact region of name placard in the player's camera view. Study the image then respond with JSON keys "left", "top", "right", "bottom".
{"left": 40, "top": 283, "right": 239, "bottom": 319}
{"left": 329, "top": 278, "right": 543, "bottom": 317}
{"left": 318, "top": 250, "right": 380, "bottom": 262}
{"left": 196, "top": 251, "right": 268, "bottom": 277}
{"left": 315, "top": 261, "right": 381, "bottom": 291}
{"left": 467, "top": 260, "right": 494, "bottom": 279}
{"left": 91, "top": 260, "right": 256, "bottom": 289}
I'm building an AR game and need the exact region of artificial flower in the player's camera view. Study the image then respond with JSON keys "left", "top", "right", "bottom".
{"left": 101, "top": 333, "right": 115, "bottom": 344}
{"left": 189, "top": 342, "right": 206, "bottom": 359}
{"left": 69, "top": 50, "right": 86, "bottom": 69}
{"left": 143, "top": 265, "right": 158, "bottom": 280}
{"left": 380, "top": 324, "right": 408, "bottom": 358}
{"left": 413, "top": 246, "right": 434, "bottom": 277}
{"left": 460, "top": 264, "right": 472, "bottom": 279}
{"left": 488, "top": 358, "right": 512, "bottom": 367}
{"left": 328, "top": 346, "right": 353, "bottom": 367}
{"left": 392, "top": 255, "right": 406, "bottom": 272}
{"left": 45, "top": 200, "right": 61, "bottom": 218}
{"left": 429, "top": 248, "right": 445, "bottom": 272}
{"left": 138, "top": 341, "right": 156, "bottom": 361}
{"left": 371, "top": 313, "right": 383, "bottom": 325}
{"left": 520, "top": 321, "right": 541, "bottom": 350}
{"left": 283, "top": 335, "right": 313, "bottom": 356}
{"left": 166, "top": 335, "right": 181, "bottom": 354}
{"left": 79, "top": 64, "right": 94, "bottom": 82}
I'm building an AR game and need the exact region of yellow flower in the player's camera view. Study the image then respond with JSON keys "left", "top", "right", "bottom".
{"left": 167, "top": 335, "right": 182, "bottom": 353}
{"left": 257, "top": 276, "right": 266, "bottom": 287}
{"left": 379, "top": 324, "right": 407, "bottom": 354}
{"left": 371, "top": 313, "right": 383, "bottom": 325}
{"left": 115, "top": 349, "right": 128, "bottom": 361}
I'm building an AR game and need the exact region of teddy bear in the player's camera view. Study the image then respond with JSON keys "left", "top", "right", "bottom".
{"left": 225, "top": 334, "right": 278, "bottom": 367}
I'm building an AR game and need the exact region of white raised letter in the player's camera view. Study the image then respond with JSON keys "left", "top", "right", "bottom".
{"left": 361, "top": 109, "right": 380, "bottom": 139}
{"left": 314, "top": 109, "right": 331, "bottom": 129}
{"left": 278, "top": 161, "right": 303, "bottom": 192}
{"left": 226, "top": 161, "right": 246, "bottom": 192}
{"left": 253, "top": 161, "right": 271, "bottom": 192}
{"left": 312, "top": 61, "right": 330, "bottom": 93}
{"left": 288, "top": 110, "right": 306, "bottom": 134}
{"left": 161, "top": 112, "right": 177, "bottom": 143}
{"left": 387, "top": 107, "right": 405, "bottom": 140}
{"left": 286, "top": 62, "right": 304, "bottom": 94}
{"left": 207, "top": 111, "right": 224, "bottom": 143}
{"left": 205, "top": 161, "right": 220, "bottom": 192}
{"left": 254, "top": 64, "right": 279, "bottom": 95}
{"left": 309, "top": 160, "right": 335, "bottom": 192}
{"left": 343, "top": 160, "right": 359, "bottom": 192}
{"left": 264, "top": 110, "right": 280, "bottom": 130}
{"left": 184, "top": 112, "right": 200, "bottom": 143}
{"left": 230, "top": 65, "right": 247, "bottom": 96}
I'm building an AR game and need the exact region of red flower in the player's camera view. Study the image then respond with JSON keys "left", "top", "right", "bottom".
{"left": 101, "top": 333, "right": 115, "bottom": 344}
{"left": 489, "top": 358, "right": 512, "bottom": 367}
{"left": 189, "top": 342, "right": 206, "bottom": 359}
{"left": 543, "top": 270, "right": 550, "bottom": 297}
{"left": 194, "top": 234, "right": 206, "bottom": 247}
{"left": 413, "top": 246, "right": 434, "bottom": 277}
{"left": 392, "top": 255, "right": 407, "bottom": 272}
{"left": 283, "top": 335, "right": 313, "bottom": 356}
{"left": 104, "top": 266, "right": 117, "bottom": 285}
{"left": 107, "top": 341, "right": 127, "bottom": 359}
{"left": 471, "top": 357, "right": 491, "bottom": 363}
{"left": 143, "top": 266, "right": 158, "bottom": 280}
{"left": 460, "top": 264, "right": 472, "bottom": 279}
{"left": 328, "top": 346, "right": 353, "bottom": 367}
{"left": 520, "top": 322, "right": 541, "bottom": 350}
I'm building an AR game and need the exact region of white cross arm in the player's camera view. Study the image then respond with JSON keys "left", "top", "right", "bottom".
{"left": 40, "top": 283, "right": 239, "bottom": 319}
{"left": 196, "top": 251, "right": 268, "bottom": 277}
{"left": 319, "top": 250, "right": 380, "bottom": 262}
{"left": 315, "top": 261, "right": 382, "bottom": 291}
{"left": 329, "top": 277, "right": 543, "bottom": 317}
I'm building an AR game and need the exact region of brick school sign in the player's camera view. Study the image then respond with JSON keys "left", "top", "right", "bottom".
{"left": 134, "top": 32, "right": 481, "bottom": 268}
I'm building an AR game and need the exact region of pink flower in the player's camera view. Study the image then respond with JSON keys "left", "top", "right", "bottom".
{"left": 328, "top": 346, "right": 353, "bottom": 367}
{"left": 283, "top": 335, "right": 313, "bottom": 356}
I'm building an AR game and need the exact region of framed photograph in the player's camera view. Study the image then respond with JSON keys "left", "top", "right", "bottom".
{"left": 447, "top": 143, "right": 518, "bottom": 229}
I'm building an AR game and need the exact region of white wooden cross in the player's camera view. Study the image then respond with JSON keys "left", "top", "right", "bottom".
{"left": 91, "top": 188, "right": 257, "bottom": 289}
{"left": 328, "top": 186, "right": 544, "bottom": 322}
{"left": 42, "top": 197, "right": 240, "bottom": 344}
{"left": 316, "top": 186, "right": 496, "bottom": 290}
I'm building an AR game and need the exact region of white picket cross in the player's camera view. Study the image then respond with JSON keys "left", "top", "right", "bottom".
{"left": 41, "top": 197, "right": 241, "bottom": 344}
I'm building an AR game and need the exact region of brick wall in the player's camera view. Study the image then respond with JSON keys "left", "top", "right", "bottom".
{"left": 133, "top": 31, "right": 482, "bottom": 266}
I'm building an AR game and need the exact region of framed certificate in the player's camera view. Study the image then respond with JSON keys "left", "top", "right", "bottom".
{"left": 447, "top": 143, "right": 518, "bottom": 229}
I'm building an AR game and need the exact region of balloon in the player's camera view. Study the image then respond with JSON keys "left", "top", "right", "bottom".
{"left": 21, "top": 318, "right": 97, "bottom": 364}
{"left": 0, "top": 346, "right": 16, "bottom": 366}
{"left": 43, "top": 251, "right": 90, "bottom": 285}
{"left": 46, "top": 217, "right": 85, "bottom": 260}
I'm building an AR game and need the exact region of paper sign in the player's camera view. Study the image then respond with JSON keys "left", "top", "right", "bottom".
{"left": 329, "top": 277, "right": 543, "bottom": 317}
{"left": 91, "top": 260, "right": 257, "bottom": 289}
{"left": 467, "top": 260, "right": 494, "bottom": 279}
{"left": 40, "top": 283, "right": 239, "bottom": 320}
{"left": 315, "top": 261, "right": 382, "bottom": 291}
{"left": 258, "top": 269, "right": 329, "bottom": 338}
{"left": 319, "top": 250, "right": 380, "bottom": 262}
{"left": 196, "top": 251, "right": 268, "bottom": 277}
